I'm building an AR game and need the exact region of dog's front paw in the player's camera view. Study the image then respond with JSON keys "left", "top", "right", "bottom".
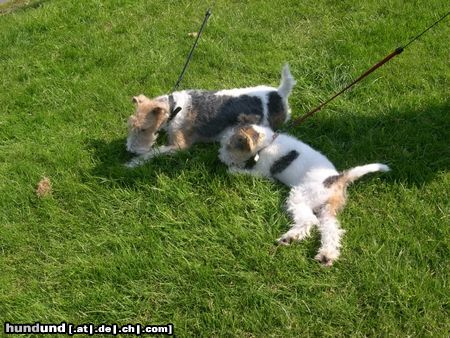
{"left": 315, "top": 249, "right": 339, "bottom": 267}
{"left": 277, "top": 233, "right": 293, "bottom": 246}
{"left": 277, "top": 226, "right": 311, "bottom": 245}
{"left": 124, "top": 157, "right": 142, "bottom": 168}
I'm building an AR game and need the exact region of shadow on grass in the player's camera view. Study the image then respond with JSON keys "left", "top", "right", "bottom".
{"left": 86, "top": 138, "right": 226, "bottom": 187}
{"left": 87, "top": 101, "right": 449, "bottom": 188}
{"left": 291, "top": 101, "right": 449, "bottom": 186}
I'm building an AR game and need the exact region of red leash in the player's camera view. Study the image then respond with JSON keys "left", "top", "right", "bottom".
{"left": 290, "top": 11, "right": 450, "bottom": 127}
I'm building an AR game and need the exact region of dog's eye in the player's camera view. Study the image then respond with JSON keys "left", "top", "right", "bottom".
{"left": 139, "top": 128, "right": 148, "bottom": 132}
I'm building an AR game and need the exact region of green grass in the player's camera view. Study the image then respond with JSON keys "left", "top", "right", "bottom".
{"left": 1, "top": 0, "right": 449, "bottom": 336}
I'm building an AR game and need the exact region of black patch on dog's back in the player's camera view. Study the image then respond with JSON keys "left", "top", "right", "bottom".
{"left": 267, "top": 92, "right": 286, "bottom": 128}
{"left": 323, "top": 174, "right": 342, "bottom": 188}
{"left": 190, "top": 91, "right": 263, "bottom": 138}
{"left": 270, "top": 150, "right": 299, "bottom": 176}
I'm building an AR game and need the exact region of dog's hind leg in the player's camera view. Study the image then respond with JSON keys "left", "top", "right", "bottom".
{"left": 315, "top": 208, "right": 345, "bottom": 266}
{"left": 277, "top": 188, "right": 318, "bottom": 245}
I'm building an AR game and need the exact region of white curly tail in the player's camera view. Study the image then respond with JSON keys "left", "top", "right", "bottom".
{"left": 343, "top": 163, "right": 390, "bottom": 185}
{"left": 278, "top": 64, "right": 296, "bottom": 98}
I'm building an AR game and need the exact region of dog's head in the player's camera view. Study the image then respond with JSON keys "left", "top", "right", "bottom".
{"left": 126, "top": 94, "right": 170, "bottom": 154}
{"left": 219, "top": 124, "right": 263, "bottom": 167}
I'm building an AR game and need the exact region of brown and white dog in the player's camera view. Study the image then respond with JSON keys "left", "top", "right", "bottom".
{"left": 125, "top": 65, "right": 295, "bottom": 167}
{"left": 219, "top": 124, "right": 390, "bottom": 266}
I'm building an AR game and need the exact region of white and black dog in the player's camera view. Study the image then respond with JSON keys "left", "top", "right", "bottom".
{"left": 125, "top": 65, "right": 295, "bottom": 167}
{"left": 219, "top": 124, "right": 390, "bottom": 266}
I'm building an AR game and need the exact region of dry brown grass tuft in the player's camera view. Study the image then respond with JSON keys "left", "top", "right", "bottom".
{"left": 36, "top": 177, "right": 52, "bottom": 198}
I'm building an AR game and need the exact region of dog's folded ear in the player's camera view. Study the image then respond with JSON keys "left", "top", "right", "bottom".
{"left": 132, "top": 94, "right": 146, "bottom": 105}
{"left": 237, "top": 114, "right": 261, "bottom": 125}
{"left": 151, "top": 107, "right": 165, "bottom": 115}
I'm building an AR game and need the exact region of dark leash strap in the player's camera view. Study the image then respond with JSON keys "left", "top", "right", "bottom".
{"left": 166, "top": 3, "right": 215, "bottom": 122}
{"left": 172, "top": 2, "right": 216, "bottom": 93}
{"left": 290, "top": 47, "right": 404, "bottom": 127}
{"left": 289, "top": 10, "right": 450, "bottom": 128}
{"left": 167, "top": 94, "right": 182, "bottom": 122}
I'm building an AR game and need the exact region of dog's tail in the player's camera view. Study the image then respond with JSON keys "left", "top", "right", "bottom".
{"left": 325, "top": 163, "right": 390, "bottom": 190}
{"left": 341, "top": 163, "right": 390, "bottom": 185}
{"left": 277, "top": 64, "right": 296, "bottom": 98}
{"left": 322, "top": 163, "right": 389, "bottom": 215}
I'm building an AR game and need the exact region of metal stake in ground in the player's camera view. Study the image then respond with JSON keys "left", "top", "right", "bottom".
{"left": 290, "top": 10, "right": 450, "bottom": 128}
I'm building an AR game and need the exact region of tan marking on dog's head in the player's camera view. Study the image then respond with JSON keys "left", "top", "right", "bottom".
{"left": 225, "top": 125, "right": 261, "bottom": 165}
{"left": 126, "top": 94, "right": 170, "bottom": 154}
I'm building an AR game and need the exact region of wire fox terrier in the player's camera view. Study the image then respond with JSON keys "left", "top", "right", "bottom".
{"left": 125, "top": 65, "right": 295, "bottom": 167}
{"left": 219, "top": 124, "right": 390, "bottom": 266}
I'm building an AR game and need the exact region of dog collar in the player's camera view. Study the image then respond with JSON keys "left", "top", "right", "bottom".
{"left": 168, "top": 95, "right": 182, "bottom": 122}
{"left": 244, "top": 132, "right": 279, "bottom": 169}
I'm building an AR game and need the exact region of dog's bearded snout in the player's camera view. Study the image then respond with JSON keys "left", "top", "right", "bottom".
{"left": 127, "top": 142, "right": 150, "bottom": 155}
{"left": 126, "top": 129, "right": 151, "bottom": 154}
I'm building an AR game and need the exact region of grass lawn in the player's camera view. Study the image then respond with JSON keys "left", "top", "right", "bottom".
{"left": 1, "top": 0, "right": 449, "bottom": 336}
